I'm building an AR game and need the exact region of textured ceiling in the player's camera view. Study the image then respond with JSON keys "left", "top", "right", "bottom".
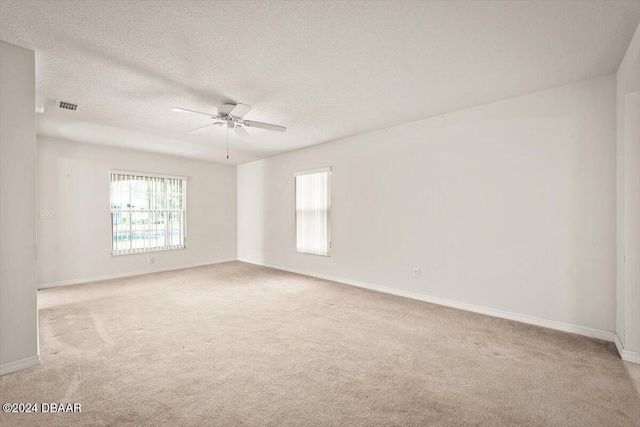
{"left": 1, "top": 1, "right": 639, "bottom": 165}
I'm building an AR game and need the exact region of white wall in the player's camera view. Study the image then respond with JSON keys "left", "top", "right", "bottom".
{"left": 0, "top": 41, "right": 39, "bottom": 374}
{"left": 37, "top": 137, "right": 237, "bottom": 287}
{"left": 616, "top": 22, "right": 640, "bottom": 360}
{"left": 239, "top": 74, "right": 617, "bottom": 336}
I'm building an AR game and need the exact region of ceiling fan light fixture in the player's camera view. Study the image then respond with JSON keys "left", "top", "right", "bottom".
{"left": 173, "top": 102, "right": 287, "bottom": 159}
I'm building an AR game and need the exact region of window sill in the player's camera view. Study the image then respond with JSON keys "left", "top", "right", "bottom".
{"left": 296, "top": 251, "right": 331, "bottom": 257}
{"left": 111, "top": 246, "right": 186, "bottom": 257}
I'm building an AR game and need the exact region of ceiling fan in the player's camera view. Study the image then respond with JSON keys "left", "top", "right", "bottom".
{"left": 171, "top": 103, "right": 286, "bottom": 138}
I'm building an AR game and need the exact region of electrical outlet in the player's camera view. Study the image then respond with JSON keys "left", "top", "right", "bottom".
{"left": 148, "top": 257, "right": 155, "bottom": 265}
{"left": 413, "top": 268, "right": 420, "bottom": 278}
{"left": 39, "top": 211, "right": 56, "bottom": 219}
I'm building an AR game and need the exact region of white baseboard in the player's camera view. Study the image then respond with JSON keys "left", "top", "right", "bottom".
{"left": 238, "top": 258, "right": 616, "bottom": 343}
{"left": 0, "top": 354, "right": 40, "bottom": 375}
{"left": 38, "top": 258, "right": 237, "bottom": 289}
{"left": 615, "top": 334, "right": 640, "bottom": 364}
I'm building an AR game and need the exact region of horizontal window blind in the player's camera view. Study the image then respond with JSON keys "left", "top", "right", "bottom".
{"left": 110, "top": 172, "right": 186, "bottom": 255}
{"left": 295, "top": 168, "right": 330, "bottom": 256}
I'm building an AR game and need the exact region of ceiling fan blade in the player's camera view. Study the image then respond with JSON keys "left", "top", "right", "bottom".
{"left": 230, "top": 103, "right": 252, "bottom": 118}
{"left": 235, "top": 125, "right": 250, "bottom": 138}
{"left": 243, "top": 120, "right": 286, "bottom": 132}
{"left": 217, "top": 104, "right": 234, "bottom": 115}
{"left": 171, "top": 107, "right": 218, "bottom": 118}
{"left": 188, "top": 122, "right": 222, "bottom": 133}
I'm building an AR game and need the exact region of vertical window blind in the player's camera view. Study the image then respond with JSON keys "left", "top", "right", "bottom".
{"left": 295, "top": 167, "right": 331, "bottom": 256}
{"left": 110, "top": 171, "right": 186, "bottom": 255}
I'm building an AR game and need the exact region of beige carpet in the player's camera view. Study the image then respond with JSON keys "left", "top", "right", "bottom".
{"left": 1, "top": 261, "right": 638, "bottom": 426}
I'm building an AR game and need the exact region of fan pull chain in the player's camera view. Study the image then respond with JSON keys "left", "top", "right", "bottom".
{"left": 226, "top": 124, "right": 229, "bottom": 160}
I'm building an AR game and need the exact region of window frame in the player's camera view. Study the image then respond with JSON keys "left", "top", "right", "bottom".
{"left": 294, "top": 166, "right": 331, "bottom": 257}
{"left": 109, "top": 170, "right": 187, "bottom": 256}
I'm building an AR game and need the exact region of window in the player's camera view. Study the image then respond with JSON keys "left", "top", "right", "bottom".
{"left": 110, "top": 171, "right": 186, "bottom": 255}
{"left": 295, "top": 167, "right": 331, "bottom": 256}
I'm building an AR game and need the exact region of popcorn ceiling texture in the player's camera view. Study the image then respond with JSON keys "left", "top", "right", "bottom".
{"left": 0, "top": 1, "right": 639, "bottom": 164}
{"left": 0, "top": 262, "right": 638, "bottom": 426}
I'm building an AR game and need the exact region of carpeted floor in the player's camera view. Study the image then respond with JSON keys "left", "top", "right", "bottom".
{"left": 1, "top": 261, "right": 639, "bottom": 426}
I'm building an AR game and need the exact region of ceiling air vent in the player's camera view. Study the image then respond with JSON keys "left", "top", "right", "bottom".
{"left": 55, "top": 99, "right": 80, "bottom": 111}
